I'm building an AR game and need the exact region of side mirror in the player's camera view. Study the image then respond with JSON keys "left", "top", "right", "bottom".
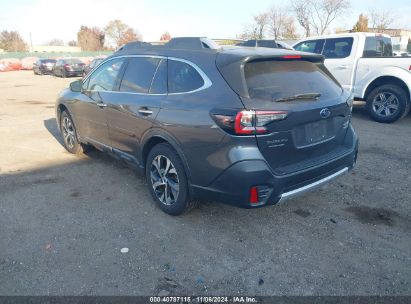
{"left": 70, "top": 80, "right": 83, "bottom": 92}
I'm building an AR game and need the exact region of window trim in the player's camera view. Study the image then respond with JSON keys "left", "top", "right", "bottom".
{"left": 82, "top": 55, "right": 212, "bottom": 96}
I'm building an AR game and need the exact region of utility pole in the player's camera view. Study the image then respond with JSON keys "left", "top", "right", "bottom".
{"left": 29, "top": 32, "right": 33, "bottom": 52}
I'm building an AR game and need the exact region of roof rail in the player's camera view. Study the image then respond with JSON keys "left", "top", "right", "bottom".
{"left": 114, "top": 37, "right": 220, "bottom": 54}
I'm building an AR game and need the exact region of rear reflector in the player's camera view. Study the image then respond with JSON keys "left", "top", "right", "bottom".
{"left": 282, "top": 55, "right": 302, "bottom": 59}
{"left": 249, "top": 187, "right": 259, "bottom": 204}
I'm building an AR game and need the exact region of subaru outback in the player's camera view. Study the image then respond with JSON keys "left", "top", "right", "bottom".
{"left": 56, "top": 37, "right": 358, "bottom": 215}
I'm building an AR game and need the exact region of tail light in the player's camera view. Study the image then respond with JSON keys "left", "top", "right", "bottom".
{"left": 64, "top": 64, "right": 72, "bottom": 70}
{"left": 249, "top": 187, "right": 259, "bottom": 204}
{"left": 212, "top": 110, "right": 288, "bottom": 135}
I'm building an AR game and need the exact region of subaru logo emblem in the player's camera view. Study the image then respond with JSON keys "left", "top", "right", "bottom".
{"left": 320, "top": 108, "right": 331, "bottom": 119}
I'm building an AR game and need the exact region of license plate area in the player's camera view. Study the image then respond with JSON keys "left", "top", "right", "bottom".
{"left": 293, "top": 119, "right": 335, "bottom": 148}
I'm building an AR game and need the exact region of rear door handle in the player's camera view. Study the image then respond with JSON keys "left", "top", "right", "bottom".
{"left": 97, "top": 103, "right": 107, "bottom": 108}
{"left": 337, "top": 65, "right": 350, "bottom": 70}
{"left": 138, "top": 107, "right": 153, "bottom": 116}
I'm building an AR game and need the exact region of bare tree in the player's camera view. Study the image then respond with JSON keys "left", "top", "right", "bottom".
{"left": 268, "top": 6, "right": 299, "bottom": 39}
{"left": 239, "top": 12, "right": 269, "bottom": 40}
{"left": 254, "top": 13, "right": 269, "bottom": 39}
{"left": 68, "top": 40, "right": 77, "bottom": 47}
{"left": 293, "top": 0, "right": 350, "bottom": 37}
{"left": 0, "top": 30, "right": 27, "bottom": 51}
{"left": 293, "top": 0, "right": 312, "bottom": 37}
{"left": 369, "top": 9, "right": 394, "bottom": 30}
{"left": 48, "top": 38, "right": 64, "bottom": 46}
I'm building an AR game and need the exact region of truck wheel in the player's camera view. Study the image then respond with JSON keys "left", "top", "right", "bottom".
{"left": 366, "top": 84, "right": 410, "bottom": 123}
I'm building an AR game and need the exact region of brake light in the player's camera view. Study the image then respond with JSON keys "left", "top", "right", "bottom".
{"left": 409, "top": 65, "right": 411, "bottom": 71}
{"left": 64, "top": 64, "right": 70, "bottom": 68}
{"left": 282, "top": 55, "right": 302, "bottom": 59}
{"left": 249, "top": 186, "right": 259, "bottom": 204}
{"left": 234, "top": 110, "right": 288, "bottom": 135}
{"left": 212, "top": 110, "right": 288, "bottom": 135}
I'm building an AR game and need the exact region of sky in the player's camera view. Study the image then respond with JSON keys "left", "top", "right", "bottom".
{"left": 0, "top": 0, "right": 410, "bottom": 45}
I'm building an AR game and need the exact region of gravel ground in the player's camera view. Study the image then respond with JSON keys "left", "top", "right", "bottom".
{"left": 0, "top": 71, "right": 410, "bottom": 296}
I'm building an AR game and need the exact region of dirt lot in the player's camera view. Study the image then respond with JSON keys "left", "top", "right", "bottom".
{"left": 0, "top": 71, "right": 410, "bottom": 296}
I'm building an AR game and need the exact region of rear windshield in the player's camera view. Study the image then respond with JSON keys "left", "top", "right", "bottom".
{"left": 40, "top": 59, "right": 56, "bottom": 63}
{"left": 244, "top": 60, "right": 342, "bottom": 101}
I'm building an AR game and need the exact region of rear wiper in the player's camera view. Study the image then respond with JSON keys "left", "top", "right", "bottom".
{"left": 272, "top": 93, "right": 321, "bottom": 102}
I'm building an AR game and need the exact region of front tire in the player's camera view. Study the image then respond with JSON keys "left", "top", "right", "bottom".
{"left": 145, "top": 143, "right": 195, "bottom": 215}
{"left": 366, "top": 84, "right": 410, "bottom": 123}
{"left": 60, "top": 111, "right": 91, "bottom": 154}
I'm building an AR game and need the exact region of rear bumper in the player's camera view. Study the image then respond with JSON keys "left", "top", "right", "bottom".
{"left": 65, "top": 70, "right": 83, "bottom": 76}
{"left": 192, "top": 125, "right": 358, "bottom": 208}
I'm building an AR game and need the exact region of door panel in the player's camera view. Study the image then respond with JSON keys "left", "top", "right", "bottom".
{"left": 322, "top": 37, "right": 356, "bottom": 92}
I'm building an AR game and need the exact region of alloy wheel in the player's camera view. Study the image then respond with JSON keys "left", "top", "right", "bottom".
{"left": 372, "top": 92, "right": 399, "bottom": 117}
{"left": 61, "top": 116, "right": 76, "bottom": 149}
{"left": 150, "top": 155, "right": 180, "bottom": 205}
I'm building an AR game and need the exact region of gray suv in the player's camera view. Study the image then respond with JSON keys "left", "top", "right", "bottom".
{"left": 56, "top": 37, "right": 358, "bottom": 215}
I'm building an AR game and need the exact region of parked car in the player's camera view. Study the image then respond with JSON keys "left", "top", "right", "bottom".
{"left": 393, "top": 51, "right": 411, "bottom": 57}
{"left": 236, "top": 39, "right": 293, "bottom": 50}
{"left": 53, "top": 58, "right": 85, "bottom": 78}
{"left": 83, "top": 58, "right": 104, "bottom": 76}
{"left": 294, "top": 33, "right": 411, "bottom": 123}
{"left": 33, "top": 59, "right": 56, "bottom": 75}
{"left": 56, "top": 37, "right": 358, "bottom": 215}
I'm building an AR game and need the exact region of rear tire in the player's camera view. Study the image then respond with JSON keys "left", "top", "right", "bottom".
{"left": 366, "top": 84, "right": 410, "bottom": 123}
{"left": 145, "top": 143, "right": 196, "bottom": 215}
{"left": 62, "top": 70, "right": 66, "bottom": 78}
{"left": 60, "top": 111, "right": 92, "bottom": 154}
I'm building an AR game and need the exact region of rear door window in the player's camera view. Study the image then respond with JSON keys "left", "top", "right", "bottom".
{"left": 168, "top": 60, "right": 204, "bottom": 93}
{"left": 244, "top": 60, "right": 342, "bottom": 101}
{"left": 363, "top": 36, "right": 393, "bottom": 57}
{"left": 258, "top": 40, "right": 277, "bottom": 48}
{"left": 294, "top": 39, "right": 325, "bottom": 54}
{"left": 85, "top": 58, "right": 126, "bottom": 92}
{"left": 322, "top": 38, "right": 353, "bottom": 58}
{"left": 119, "top": 57, "right": 160, "bottom": 93}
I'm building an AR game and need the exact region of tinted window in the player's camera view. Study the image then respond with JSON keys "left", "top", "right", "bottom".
{"left": 322, "top": 38, "right": 353, "bottom": 58}
{"left": 168, "top": 60, "right": 204, "bottom": 93}
{"left": 363, "top": 37, "right": 393, "bottom": 57}
{"left": 294, "top": 39, "right": 325, "bottom": 54}
{"left": 258, "top": 40, "right": 277, "bottom": 48}
{"left": 120, "top": 57, "right": 160, "bottom": 93}
{"left": 150, "top": 59, "right": 167, "bottom": 94}
{"left": 238, "top": 40, "right": 256, "bottom": 47}
{"left": 245, "top": 60, "right": 342, "bottom": 101}
{"left": 65, "top": 59, "right": 83, "bottom": 64}
{"left": 86, "top": 58, "right": 125, "bottom": 92}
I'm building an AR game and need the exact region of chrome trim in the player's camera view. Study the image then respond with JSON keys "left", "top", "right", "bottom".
{"left": 82, "top": 55, "right": 212, "bottom": 96}
{"left": 277, "top": 167, "right": 349, "bottom": 204}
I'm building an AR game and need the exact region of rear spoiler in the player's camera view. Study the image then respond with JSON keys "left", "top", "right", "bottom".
{"left": 216, "top": 52, "right": 324, "bottom": 98}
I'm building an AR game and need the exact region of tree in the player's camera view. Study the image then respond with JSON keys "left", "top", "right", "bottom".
{"left": 48, "top": 38, "right": 64, "bottom": 46}
{"left": 77, "top": 26, "right": 105, "bottom": 51}
{"left": 369, "top": 9, "right": 394, "bottom": 30}
{"left": 160, "top": 32, "right": 171, "bottom": 41}
{"left": 352, "top": 14, "right": 369, "bottom": 32}
{"left": 407, "top": 39, "right": 411, "bottom": 53}
{"left": 293, "top": 0, "right": 312, "bottom": 37}
{"left": 0, "top": 30, "right": 27, "bottom": 52}
{"left": 293, "top": 0, "right": 350, "bottom": 37}
{"left": 268, "top": 5, "right": 298, "bottom": 39}
{"left": 239, "top": 12, "right": 269, "bottom": 40}
{"left": 118, "top": 28, "right": 140, "bottom": 46}
{"left": 104, "top": 20, "right": 141, "bottom": 48}
{"left": 68, "top": 40, "right": 77, "bottom": 47}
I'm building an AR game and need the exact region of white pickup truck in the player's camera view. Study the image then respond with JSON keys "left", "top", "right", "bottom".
{"left": 293, "top": 32, "right": 411, "bottom": 123}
